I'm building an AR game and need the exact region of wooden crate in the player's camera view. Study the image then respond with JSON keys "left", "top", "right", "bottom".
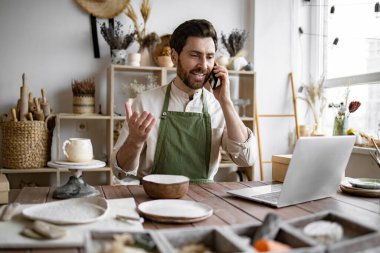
{"left": 272, "top": 154, "right": 292, "bottom": 182}
{"left": 286, "top": 210, "right": 380, "bottom": 253}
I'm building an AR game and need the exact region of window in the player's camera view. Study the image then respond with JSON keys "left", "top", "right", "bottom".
{"left": 318, "top": 0, "right": 380, "bottom": 137}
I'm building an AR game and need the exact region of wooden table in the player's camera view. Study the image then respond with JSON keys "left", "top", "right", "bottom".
{"left": 2, "top": 181, "right": 380, "bottom": 252}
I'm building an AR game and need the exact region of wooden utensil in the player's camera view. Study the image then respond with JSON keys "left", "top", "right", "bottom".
{"left": 11, "top": 108, "right": 18, "bottom": 122}
{"left": 19, "top": 73, "right": 28, "bottom": 121}
{"left": 40, "top": 88, "right": 51, "bottom": 117}
{"left": 33, "top": 97, "right": 44, "bottom": 121}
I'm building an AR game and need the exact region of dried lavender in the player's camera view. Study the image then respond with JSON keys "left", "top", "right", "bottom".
{"left": 99, "top": 21, "right": 135, "bottom": 50}
{"left": 72, "top": 78, "right": 95, "bottom": 97}
{"left": 221, "top": 29, "right": 248, "bottom": 57}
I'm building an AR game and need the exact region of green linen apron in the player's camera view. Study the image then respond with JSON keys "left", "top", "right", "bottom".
{"left": 151, "top": 84, "right": 212, "bottom": 183}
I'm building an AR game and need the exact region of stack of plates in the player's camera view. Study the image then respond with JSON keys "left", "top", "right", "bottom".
{"left": 137, "top": 199, "right": 213, "bottom": 223}
{"left": 340, "top": 177, "right": 380, "bottom": 197}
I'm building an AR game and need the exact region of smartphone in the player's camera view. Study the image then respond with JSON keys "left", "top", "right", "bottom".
{"left": 209, "top": 64, "right": 221, "bottom": 89}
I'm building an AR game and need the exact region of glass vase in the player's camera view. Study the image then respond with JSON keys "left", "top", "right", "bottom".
{"left": 333, "top": 115, "right": 348, "bottom": 136}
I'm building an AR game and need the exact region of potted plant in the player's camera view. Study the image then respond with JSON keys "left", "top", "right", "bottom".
{"left": 125, "top": 0, "right": 160, "bottom": 66}
{"left": 221, "top": 29, "right": 249, "bottom": 70}
{"left": 72, "top": 78, "right": 96, "bottom": 114}
{"left": 328, "top": 86, "right": 361, "bottom": 136}
{"left": 298, "top": 76, "right": 327, "bottom": 136}
{"left": 99, "top": 21, "right": 135, "bottom": 65}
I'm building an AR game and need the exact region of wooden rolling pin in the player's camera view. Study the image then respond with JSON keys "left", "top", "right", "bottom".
{"left": 28, "top": 91, "right": 34, "bottom": 112}
{"left": 19, "top": 73, "right": 28, "bottom": 121}
{"left": 33, "top": 97, "right": 44, "bottom": 121}
{"left": 11, "top": 108, "right": 18, "bottom": 122}
{"left": 40, "top": 88, "right": 51, "bottom": 117}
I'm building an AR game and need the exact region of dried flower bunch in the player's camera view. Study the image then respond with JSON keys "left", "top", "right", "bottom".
{"left": 221, "top": 29, "right": 248, "bottom": 57}
{"left": 72, "top": 78, "right": 95, "bottom": 97}
{"left": 298, "top": 76, "right": 327, "bottom": 127}
{"left": 160, "top": 46, "right": 171, "bottom": 56}
{"left": 100, "top": 21, "right": 135, "bottom": 50}
{"left": 328, "top": 86, "right": 361, "bottom": 118}
{"left": 125, "top": 0, "right": 160, "bottom": 52}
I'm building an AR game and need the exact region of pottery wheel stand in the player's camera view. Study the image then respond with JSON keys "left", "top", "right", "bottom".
{"left": 47, "top": 161, "right": 106, "bottom": 199}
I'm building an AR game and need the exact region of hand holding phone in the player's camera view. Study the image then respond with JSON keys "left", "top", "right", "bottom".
{"left": 209, "top": 64, "right": 221, "bottom": 90}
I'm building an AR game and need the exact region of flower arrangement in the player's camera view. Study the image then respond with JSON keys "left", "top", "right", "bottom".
{"left": 121, "top": 74, "right": 159, "bottom": 98}
{"left": 328, "top": 86, "right": 361, "bottom": 135}
{"left": 221, "top": 29, "right": 248, "bottom": 57}
{"left": 298, "top": 76, "right": 327, "bottom": 135}
{"left": 99, "top": 21, "right": 135, "bottom": 50}
{"left": 221, "top": 29, "right": 249, "bottom": 70}
{"left": 72, "top": 78, "right": 95, "bottom": 97}
{"left": 125, "top": 0, "right": 160, "bottom": 52}
{"left": 328, "top": 87, "right": 361, "bottom": 118}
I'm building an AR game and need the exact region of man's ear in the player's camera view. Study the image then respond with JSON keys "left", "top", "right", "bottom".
{"left": 171, "top": 49, "right": 178, "bottom": 67}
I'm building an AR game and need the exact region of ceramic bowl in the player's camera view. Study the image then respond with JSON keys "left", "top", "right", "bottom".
{"left": 142, "top": 174, "right": 190, "bottom": 199}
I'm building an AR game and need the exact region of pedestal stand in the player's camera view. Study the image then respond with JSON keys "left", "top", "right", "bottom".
{"left": 47, "top": 160, "right": 106, "bottom": 199}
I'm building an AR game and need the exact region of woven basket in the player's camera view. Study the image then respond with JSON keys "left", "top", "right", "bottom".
{"left": 73, "top": 96, "right": 95, "bottom": 114}
{"left": 1, "top": 119, "right": 51, "bottom": 169}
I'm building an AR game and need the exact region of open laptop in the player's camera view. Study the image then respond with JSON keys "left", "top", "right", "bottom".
{"left": 227, "top": 136, "right": 355, "bottom": 208}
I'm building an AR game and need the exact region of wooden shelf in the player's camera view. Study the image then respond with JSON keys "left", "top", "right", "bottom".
{"left": 0, "top": 167, "right": 112, "bottom": 186}
{"left": 57, "top": 113, "right": 110, "bottom": 120}
{"left": 2, "top": 66, "right": 255, "bottom": 188}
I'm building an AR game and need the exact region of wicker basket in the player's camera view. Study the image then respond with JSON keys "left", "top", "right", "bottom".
{"left": 1, "top": 118, "right": 52, "bottom": 169}
{"left": 73, "top": 96, "right": 95, "bottom": 114}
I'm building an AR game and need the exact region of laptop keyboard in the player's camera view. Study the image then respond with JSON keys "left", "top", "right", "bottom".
{"left": 252, "top": 184, "right": 282, "bottom": 203}
{"left": 253, "top": 191, "right": 281, "bottom": 202}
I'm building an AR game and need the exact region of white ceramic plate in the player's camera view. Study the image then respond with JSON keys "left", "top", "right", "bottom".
{"left": 137, "top": 199, "right": 213, "bottom": 223}
{"left": 47, "top": 160, "right": 106, "bottom": 170}
{"left": 348, "top": 178, "right": 380, "bottom": 189}
{"left": 340, "top": 180, "right": 380, "bottom": 197}
{"left": 22, "top": 196, "right": 108, "bottom": 225}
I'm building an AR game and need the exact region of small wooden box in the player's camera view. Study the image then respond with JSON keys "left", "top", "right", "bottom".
{"left": 0, "top": 174, "right": 9, "bottom": 204}
{"left": 272, "top": 155, "right": 292, "bottom": 182}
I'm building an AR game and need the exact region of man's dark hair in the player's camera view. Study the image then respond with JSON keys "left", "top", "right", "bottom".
{"left": 170, "top": 19, "right": 218, "bottom": 55}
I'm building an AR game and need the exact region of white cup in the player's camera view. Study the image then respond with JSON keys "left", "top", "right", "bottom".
{"left": 62, "top": 138, "right": 93, "bottom": 163}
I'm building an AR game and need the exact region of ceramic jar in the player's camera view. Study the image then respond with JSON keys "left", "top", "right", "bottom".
{"left": 111, "top": 49, "right": 127, "bottom": 65}
{"left": 127, "top": 53, "right": 141, "bottom": 67}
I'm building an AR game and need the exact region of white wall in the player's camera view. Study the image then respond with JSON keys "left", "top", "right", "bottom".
{"left": 0, "top": 0, "right": 251, "bottom": 115}
{"left": 0, "top": 0, "right": 258, "bottom": 185}
{"left": 3, "top": 0, "right": 339, "bottom": 184}
{"left": 253, "top": 0, "right": 297, "bottom": 180}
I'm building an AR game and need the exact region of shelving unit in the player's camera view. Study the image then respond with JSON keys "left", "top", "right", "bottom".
{"left": 1, "top": 65, "right": 256, "bottom": 187}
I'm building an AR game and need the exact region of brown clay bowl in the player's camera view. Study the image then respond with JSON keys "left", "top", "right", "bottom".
{"left": 142, "top": 174, "right": 190, "bottom": 199}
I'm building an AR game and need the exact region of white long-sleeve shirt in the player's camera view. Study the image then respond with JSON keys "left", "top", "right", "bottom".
{"left": 111, "top": 84, "right": 257, "bottom": 180}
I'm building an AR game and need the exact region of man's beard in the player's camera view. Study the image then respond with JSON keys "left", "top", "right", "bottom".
{"left": 177, "top": 59, "right": 211, "bottom": 90}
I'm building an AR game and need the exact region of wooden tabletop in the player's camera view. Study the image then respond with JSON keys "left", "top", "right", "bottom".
{"left": 2, "top": 181, "right": 380, "bottom": 252}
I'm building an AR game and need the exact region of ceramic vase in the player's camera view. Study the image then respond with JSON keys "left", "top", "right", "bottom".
{"left": 127, "top": 53, "right": 141, "bottom": 67}
{"left": 111, "top": 49, "right": 127, "bottom": 65}
{"left": 157, "top": 56, "right": 174, "bottom": 67}
{"left": 140, "top": 47, "right": 154, "bottom": 66}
